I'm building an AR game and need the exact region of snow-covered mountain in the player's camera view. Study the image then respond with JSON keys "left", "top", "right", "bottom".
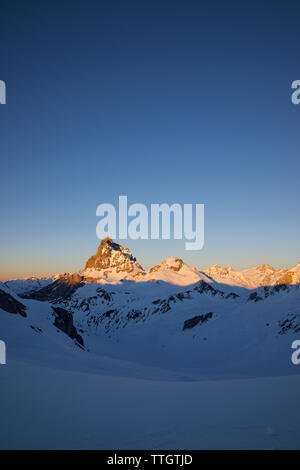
{"left": 79, "top": 239, "right": 300, "bottom": 288}
{"left": 2, "top": 238, "right": 300, "bottom": 377}
{"left": 5, "top": 238, "right": 300, "bottom": 289}
{"left": 5, "top": 276, "right": 54, "bottom": 295}
{"left": 143, "top": 256, "right": 211, "bottom": 285}
{"left": 204, "top": 262, "right": 300, "bottom": 288}
{"left": 1, "top": 239, "right": 300, "bottom": 449}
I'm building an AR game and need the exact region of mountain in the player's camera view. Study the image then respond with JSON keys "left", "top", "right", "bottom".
{"left": 2, "top": 259, "right": 300, "bottom": 377}
{"left": 5, "top": 238, "right": 300, "bottom": 289}
{"left": 204, "top": 262, "right": 300, "bottom": 288}
{"left": 80, "top": 239, "right": 211, "bottom": 286}
{"left": 5, "top": 276, "right": 54, "bottom": 295}
{"left": 2, "top": 239, "right": 300, "bottom": 377}
{"left": 276, "top": 262, "right": 300, "bottom": 285}
{"left": 204, "top": 264, "right": 249, "bottom": 287}
{"left": 2, "top": 238, "right": 300, "bottom": 377}
{"left": 1, "top": 240, "right": 300, "bottom": 449}
{"left": 144, "top": 256, "right": 212, "bottom": 285}
{"left": 81, "top": 237, "right": 145, "bottom": 281}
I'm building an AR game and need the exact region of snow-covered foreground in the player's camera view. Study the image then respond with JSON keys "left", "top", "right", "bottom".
{"left": 0, "top": 302, "right": 300, "bottom": 450}
{"left": 1, "top": 358, "right": 300, "bottom": 450}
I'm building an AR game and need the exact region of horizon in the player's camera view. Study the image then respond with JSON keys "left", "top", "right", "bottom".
{"left": 1, "top": 236, "right": 299, "bottom": 282}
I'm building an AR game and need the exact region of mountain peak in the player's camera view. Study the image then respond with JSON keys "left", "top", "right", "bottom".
{"left": 84, "top": 238, "right": 144, "bottom": 279}
{"left": 149, "top": 257, "right": 184, "bottom": 274}
{"left": 206, "top": 265, "right": 234, "bottom": 275}
{"left": 146, "top": 257, "right": 211, "bottom": 286}
{"left": 257, "top": 263, "right": 275, "bottom": 272}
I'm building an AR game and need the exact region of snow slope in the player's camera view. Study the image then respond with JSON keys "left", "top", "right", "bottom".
{"left": 1, "top": 360, "right": 300, "bottom": 450}
{"left": 4, "top": 277, "right": 53, "bottom": 295}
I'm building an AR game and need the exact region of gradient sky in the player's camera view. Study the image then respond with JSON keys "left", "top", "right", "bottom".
{"left": 1, "top": 0, "right": 300, "bottom": 280}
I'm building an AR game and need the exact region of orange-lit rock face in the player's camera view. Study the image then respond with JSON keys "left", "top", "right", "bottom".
{"left": 277, "top": 271, "right": 295, "bottom": 285}
{"left": 85, "top": 238, "right": 144, "bottom": 277}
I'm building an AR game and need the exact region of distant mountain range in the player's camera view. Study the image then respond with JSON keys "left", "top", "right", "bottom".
{"left": 0, "top": 237, "right": 300, "bottom": 381}
{"left": 6, "top": 237, "right": 299, "bottom": 290}
{"left": 82, "top": 237, "right": 300, "bottom": 287}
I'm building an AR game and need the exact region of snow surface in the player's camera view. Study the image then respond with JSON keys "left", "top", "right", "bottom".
{"left": 4, "top": 277, "right": 53, "bottom": 294}
{"left": 1, "top": 360, "right": 300, "bottom": 450}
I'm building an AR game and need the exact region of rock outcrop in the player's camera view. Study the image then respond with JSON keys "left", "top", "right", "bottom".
{"left": 183, "top": 312, "right": 213, "bottom": 331}
{"left": 52, "top": 306, "right": 84, "bottom": 347}
{"left": 0, "top": 289, "right": 27, "bottom": 317}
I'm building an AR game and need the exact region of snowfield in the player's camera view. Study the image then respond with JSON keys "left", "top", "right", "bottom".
{"left": 1, "top": 358, "right": 300, "bottom": 449}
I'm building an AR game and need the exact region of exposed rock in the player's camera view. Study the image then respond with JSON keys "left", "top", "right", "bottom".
{"left": 84, "top": 238, "right": 144, "bottom": 279}
{"left": 247, "top": 292, "right": 263, "bottom": 302}
{"left": 225, "top": 292, "right": 240, "bottom": 299}
{"left": 159, "top": 301, "right": 171, "bottom": 314}
{"left": 0, "top": 289, "right": 27, "bottom": 317}
{"left": 278, "top": 314, "right": 300, "bottom": 335}
{"left": 272, "top": 284, "right": 290, "bottom": 293}
{"left": 95, "top": 287, "right": 113, "bottom": 302}
{"left": 52, "top": 307, "right": 84, "bottom": 347}
{"left": 193, "top": 280, "right": 224, "bottom": 297}
{"left": 102, "top": 309, "right": 118, "bottom": 318}
{"left": 277, "top": 272, "right": 295, "bottom": 285}
{"left": 30, "top": 325, "right": 42, "bottom": 333}
{"left": 183, "top": 312, "right": 213, "bottom": 331}
{"left": 126, "top": 309, "right": 143, "bottom": 320}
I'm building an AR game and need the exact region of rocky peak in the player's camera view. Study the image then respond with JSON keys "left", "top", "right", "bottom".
{"left": 149, "top": 257, "right": 184, "bottom": 273}
{"left": 84, "top": 238, "right": 144, "bottom": 277}
{"left": 206, "top": 265, "right": 233, "bottom": 276}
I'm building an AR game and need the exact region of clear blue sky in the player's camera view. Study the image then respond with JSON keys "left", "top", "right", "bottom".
{"left": 0, "top": 0, "right": 300, "bottom": 279}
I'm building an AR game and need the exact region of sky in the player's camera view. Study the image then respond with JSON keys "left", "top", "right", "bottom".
{"left": 0, "top": 0, "right": 300, "bottom": 280}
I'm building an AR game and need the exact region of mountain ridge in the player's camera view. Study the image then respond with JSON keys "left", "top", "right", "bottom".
{"left": 3, "top": 238, "right": 300, "bottom": 289}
